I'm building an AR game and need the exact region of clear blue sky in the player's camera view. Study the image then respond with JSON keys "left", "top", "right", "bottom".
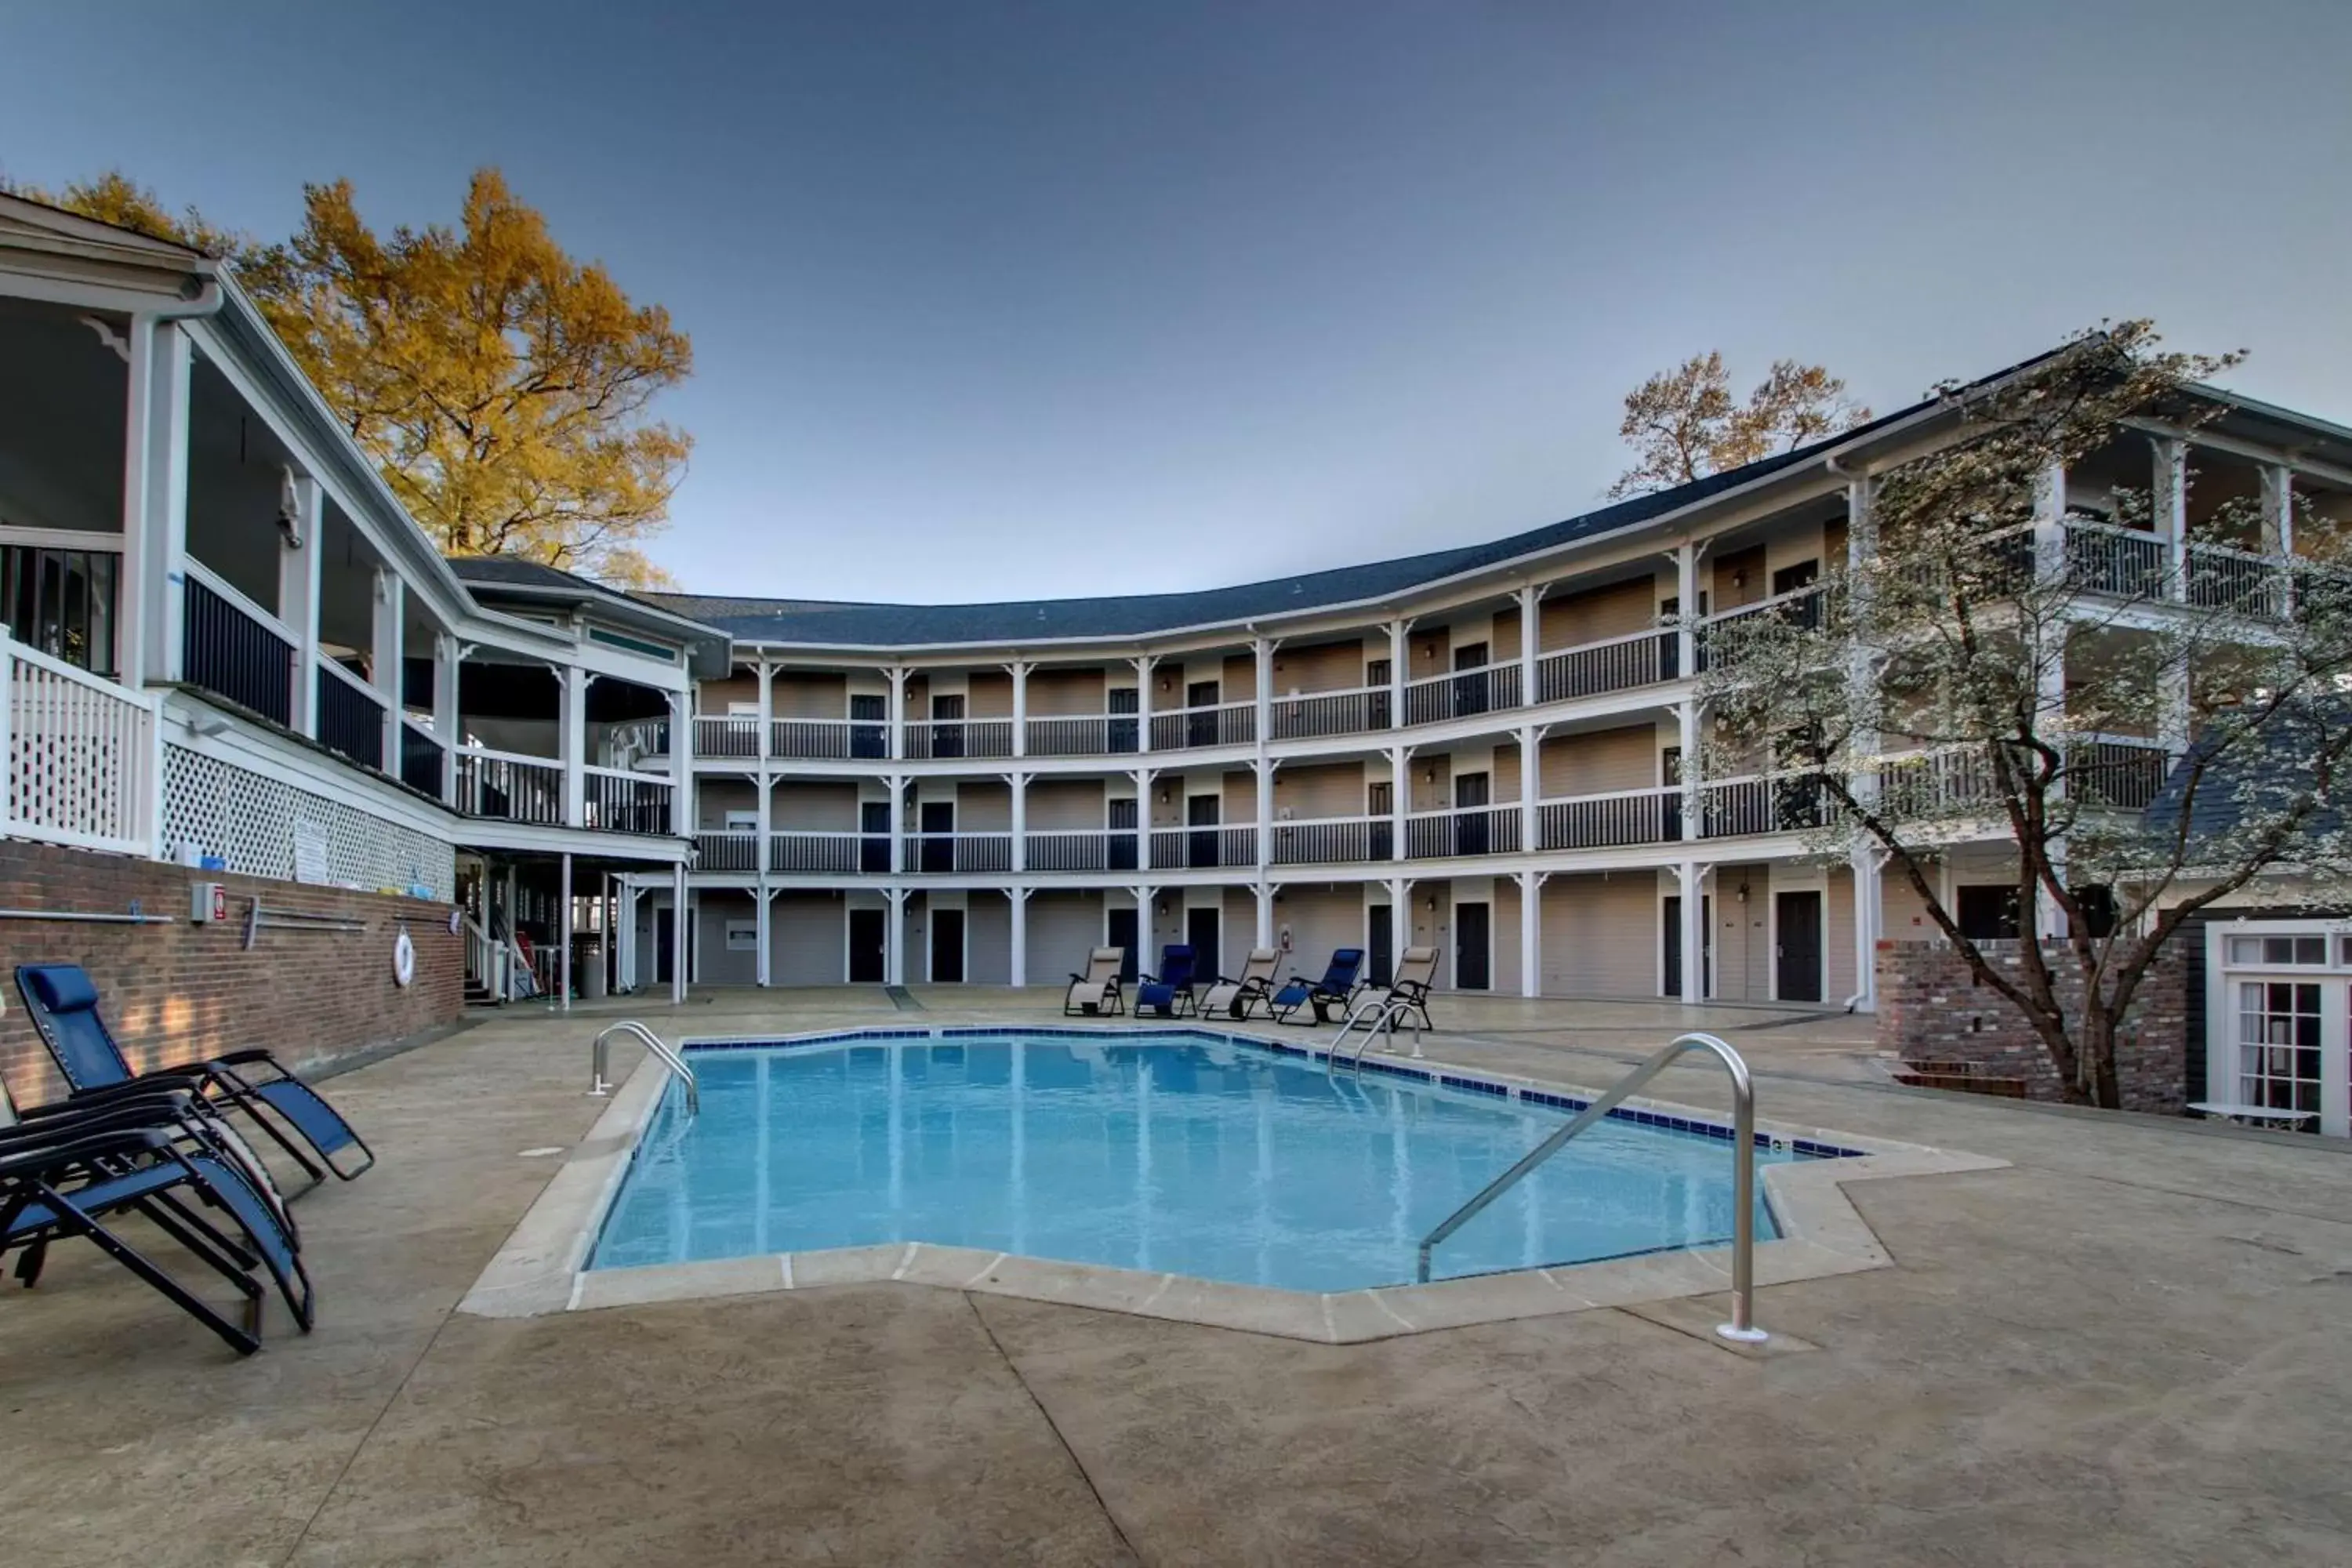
{"left": 5, "top": 2, "right": 2347, "bottom": 603}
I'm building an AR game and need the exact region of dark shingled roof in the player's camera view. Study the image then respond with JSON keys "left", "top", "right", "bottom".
{"left": 644, "top": 416, "right": 1886, "bottom": 648}
{"left": 448, "top": 556, "right": 615, "bottom": 593}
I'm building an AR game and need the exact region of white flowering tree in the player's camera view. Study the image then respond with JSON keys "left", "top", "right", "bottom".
{"left": 1700, "top": 323, "right": 2352, "bottom": 1107}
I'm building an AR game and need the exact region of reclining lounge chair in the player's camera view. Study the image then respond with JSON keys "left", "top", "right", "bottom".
{"left": 1269, "top": 948, "right": 1365, "bottom": 1025}
{"left": 0, "top": 1084, "right": 314, "bottom": 1356}
{"left": 1368, "top": 945, "right": 1439, "bottom": 1032}
{"left": 13, "top": 964, "right": 375, "bottom": 1195}
{"left": 1134, "top": 946, "right": 1198, "bottom": 1018}
{"left": 1200, "top": 948, "right": 1279, "bottom": 1021}
{"left": 1062, "top": 946, "right": 1127, "bottom": 1017}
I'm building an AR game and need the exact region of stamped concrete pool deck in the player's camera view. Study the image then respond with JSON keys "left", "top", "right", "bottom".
{"left": 5, "top": 986, "right": 2351, "bottom": 1565}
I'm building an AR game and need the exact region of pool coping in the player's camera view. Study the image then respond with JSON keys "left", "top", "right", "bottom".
{"left": 458, "top": 1025, "right": 2007, "bottom": 1343}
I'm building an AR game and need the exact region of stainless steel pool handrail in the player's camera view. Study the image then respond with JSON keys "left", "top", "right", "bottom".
{"left": 590, "top": 1021, "right": 699, "bottom": 1116}
{"left": 1330, "top": 991, "right": 1424, "bottom": 1070}
{"left": 1414, "top": 1031, "right": 1766, "bottom": 1344}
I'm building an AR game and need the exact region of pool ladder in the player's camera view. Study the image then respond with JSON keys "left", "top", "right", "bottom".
{"left": 1328, "top": 991, "right": 1425, "bottom": 1070}
{"left": 1414, "top": 1032, "right": 1766, "bottom": 1345}
{"left": 589, "top": 1021, "right": 700, "bottom": 1116}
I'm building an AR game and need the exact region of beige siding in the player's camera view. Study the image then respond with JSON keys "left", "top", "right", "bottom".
{"left": 772, "top": 893, "right": 845, "bottom": 985}
{"left": 1539, "top": 724, "right": 1661, "bottom": 797}
{"left": 967, "top": 893, "right": 1011, "bottom": 984}
{"left": 967, "top": 671, "right": 1013, "bottom": 719}
{"left": 1714, "top": 546, "right": 1766, "bottom": 611}
{"left": 1541, "top": 873, "right": 1655, "bottom": 996}
{"left": 1882, "top": 864, "right": 1935, "bottom": 938}
{"left": 1274, "top": 761, "right": 1366, "bottom": 819}
{"left": 1494, "top": 742, "right": 1523, "bottom": 804}
{"left": 1404, "top": 882, "right": 1449, "bottom": 974}
{"left": 1271, "top": 640, "right": 1367, "bottom": 696}
{"left": 694, "top": 890, "right": 760, "bottom": 986}
{"left": 1408, "top": 630, "right": 1448, "bottom": 681}
{"left": 1028, "top": 667, "right": 1105, "bottom": 717}
{"left": 771, "top": 782, "right": 858, "bottom": 831}
{"left": 1220, "top": 770, "right": 1254, "bottom": 822}
{"left": 1825, "top": 866, "right": 1857, "bottom": 1000}
{"left": 1540, "top": 576, "right": 1656, "bottom": 650}
{"left": 957, "top": 781, "right": 1011, "bottom": 832}
{"left": 696, "top": 778, "right": 757, "bottom": 828}
{"left": 696, "top": 672, "right": 760, "bottom": 713}
{"left": 1276, "top": 884, "right": 1363, "bottom": 982}
{"left": 1494, "top": 606, "right": 1524, "bottom": 661}
{"left": 1027, "top": 778, "right": 1105, "bottom": 829}
{"left": 1219, "top": 887, "right": 1257, "bottom": 978}
{"left": 1222, "top": 654, "right": 1256, "bottom": 703}
{"left": 1026, "top": 891, "right": 1105, "bottom": 985}
{"left": 772, "top": 673, "right": 847, "bottom": 719}
{"left": 1410, "top": 753, "right": 1452, "bottom": 813}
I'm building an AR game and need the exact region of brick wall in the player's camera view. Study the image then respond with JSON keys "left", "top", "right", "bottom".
{"left": 0, "top": 839, "right": 462, "bottom": 1112}
{"left": 1875, "top": 937, "right": 2187, "bottom": 1112}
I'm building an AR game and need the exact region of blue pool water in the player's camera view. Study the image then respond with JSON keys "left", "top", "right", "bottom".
{"left": 590, "top": 1033, "right": 1805, "bottom": 1292}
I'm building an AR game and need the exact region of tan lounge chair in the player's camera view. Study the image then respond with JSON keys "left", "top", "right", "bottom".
{"left": 1062, "top": 946, "right": 1127, "bottom": 1017}
{"left": 1200, "top": 948, "right": 1279, "bottom": 1020}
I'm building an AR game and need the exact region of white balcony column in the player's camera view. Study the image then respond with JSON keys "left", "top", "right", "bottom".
{"left": 122, "top": 318, "right": 193, "bottom": 686}
{"left": 755, "top": 659, "right": 775, "bottom": 762}
{"left": 558, "top": 852, "right": 574, "bottom": 1012}
{"left": 2263, "top": 463, "right": 2297, "bottom": 619}
{"left": 372, "top": 567, "right": 404, "bottom": 764}
{"left": 1252, "top": 880, "right": 1276, "bottom": 951}
{"left": 1010, "top": 887, "right": 1032, "bottom": 989}
{"left": 670, "top": 861, "right": 689, "bottom": 1005}
{"left": 1254, "top": 756, "right": 1276, "bottom": 876}
{"left": 667, "top": 688, "right": 691, "bottom": 831}
{"left": 1848, "top": 847, "right": 1882, "bottom": 1013}
{"left": 1387, "top": 620, "right": 1407, "bottom": 728}
{"left": 616, "top": 881, "right": 637, "bottom": 991}
{"left": 1673, "top": 543, "right": 1698, "bottom": 688}
{"left": 1131, "top": 884, "right": 1159, "bottom": 958}
{"left": 1134, "top": 767, "right": 1156, "bottom": 871}
{"left": 1679, "top": 860, "right": 1708, "bottom": 1003}
{"left": 755, "top": 771, "right": 774, "bottom": 966}
{"left": 886, "top": 771, "right": 907, "bottom": 877}
{"left": 886, "top": 666, "right": 909, "bottom": 760}
{"left": 754, "top": 887, "right": 773, "bottom": 988}
{"left": 1517, "top": 723, "right": 1540, "bottom": 855}
{"left": 1388, "top": 744, "right": 1410, "bottom": 861}
{"left": 884, "top": 886, "right": 909, "bottom": 986}
{"left": 1253, "top": 634, "right": 1275, "bottom": 754}
{"left": 1517, "top": 869, "right": 1546, "bottom": 998}
{"left": 278, "top": 474, "right": 324, "bottom": 736}
{"left": 559, "top": 665, "right": 588, "bottom": 827}
{"left": 1134, "top": 654, "right": 1156, "bottom": 754}
{"left": 2037, "top": 627, "right": 2071, "bottom": 939}
{"left": 1675, "top": 699, "right": 1702, "bottom": 841}
{"left": 1008, "top": 660, "right": 1031, "bottom": 758}
{"left": 2151, "top": 438, "right": 2187, "bottom": 602}
{"left": 1516, "top": 584, "right": 1544, "bottom": 707}
{"left": 432, "top": 633, "right": 461, "bottom": 804}
{"left": 1386, "top": 876, "right": 1410, "bottom": 957}
{"left": 1007, "top": 770, "right": 1029, "bottom": 873}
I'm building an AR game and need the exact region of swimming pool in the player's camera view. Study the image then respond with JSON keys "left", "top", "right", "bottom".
{"left": 589, "top": 1029, "right": 1846, "bottom": 1293}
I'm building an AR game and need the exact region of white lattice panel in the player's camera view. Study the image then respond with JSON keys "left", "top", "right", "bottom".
{"left": 163, "top": 745, "right": 455, "bottom": 898}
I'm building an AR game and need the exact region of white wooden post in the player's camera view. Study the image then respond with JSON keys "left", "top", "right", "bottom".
{"left": 2263, "top": 463, "right": 2296, "bottom": 619}
{"left": 1387, "top": 619, "right": 1407, "bottom": 728}
{"left": 1518, "top": 868, "right": 1544, "bottom": 998}
{"left": 1517, "top": 584, "right": 1542, "bottom": 706}
{"left": 755, "top": 658, "right": 774, "bottom": 761}
{"left": 280, "top": 475, "right": 324, "bottom": 736}
{"left": 433, "top": 633, "right": 461, "bottom": 804}
{"left": 558, "top": 852, "right": 573, "bottom": 1012}
{"left": 126, "top": 320, "right": 192, "bottom": 687}
{"left": 1518, "top": 721, "right": 1539, "bottom": 857}
{"left": 1255, "top": 881, "right": 1274, "bottom": 952}
{"left": 1134, "top": 767, "right": 1155, "bottom": 871}
{"left": 756, "top": 887, "right": 772, "bottom": 988}
{"left": 1010, "top": 886, "right": 1030, "bottom": 988}
{"left": 1389, "top": 743, "right": 1409, "bottom": 861}
{"left": 1679, "top": 860, "right": 1708, "bottom": 1002}
{"left": 668, "top": 688, "right": 690, "bottom": 837}
{"left": 670, "top": 861, "right": 688, "bottom": 1004}
{"left": 1009, "top": 660, "right": 1030, "bottom": 758}
{"left": 887, "top": 666, "right": 908, "bottom": 760}
{"left": 2151, "top": 439, "right": 2187, "bottom": 602}
{"left": 1134, "top": 654, "right": 1156, "bottom": 754}
{"left": 1008, "top": 770, "right": 1029, "bottom": 873}
{"left": 560, "top": 665, "right": 586, "bottom": 827}
{"left": 372, "top": 567, "right": 404, "bottom": 765}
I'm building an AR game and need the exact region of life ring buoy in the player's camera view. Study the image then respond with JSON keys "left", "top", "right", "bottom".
{"left": 393, "top": 927, "right": 417, "bottom": 988}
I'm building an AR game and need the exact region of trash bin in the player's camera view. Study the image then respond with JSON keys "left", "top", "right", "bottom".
{"left": 579, "top": 938, "right": 608, "bottom": 1000}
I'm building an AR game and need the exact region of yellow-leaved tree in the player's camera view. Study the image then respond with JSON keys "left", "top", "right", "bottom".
{"left": 9, "top": 169, "right": 691, "bottom": 588}
{"left": 1609, "top": 352, "right": 1870, "bottom": 499}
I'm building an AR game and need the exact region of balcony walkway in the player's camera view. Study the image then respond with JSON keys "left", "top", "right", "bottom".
{"left": 5, "top": 989, "right": 2347, "bottom": 1566}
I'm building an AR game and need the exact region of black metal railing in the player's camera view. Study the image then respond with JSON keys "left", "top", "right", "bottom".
{"left": 1538, "top": 789, "right": 1676, "bottom": 849}
{"left": 183, "top": 575, "right": 292, "bottom": 725}
{"left": 399, "top": 724, "right": 445, "bottom": 797}
{"left": 1269, "top": 689, "right": 1387, "bottom": 740}
{"left": 906, "top": 719, "right": 1015, "bottom": 759}
{"left": 1269, "top": 817, "right": 1378, "bottom": 864}
{"left": 695, "top": 830, "right": 762, "bottom": 872}
{"left": 1537, "top": 631, "right": 1679, "bottom": 703}
{"left": 1700, "top": 775, "right": 1833, "bottom": 838}
{"left": 1403, "top": 663, "right": 1521, "bottom": 726}
{"left": 1149, "top": 825, "right": 1258, "bottom": 868}
{"left": 315, "top": 664, "right": 385, "bottom": 771}
{"left": 905, "top": 833, "right": 1013, "bottom": 873}
{"left": 454, "top": 750, "right": 564, "bottom": 826}
{"left": 1149, "top": 705, "right": 1255, "bottom": 750}
{"left": 586, "top": 771, "right": 672, "bottom": 835}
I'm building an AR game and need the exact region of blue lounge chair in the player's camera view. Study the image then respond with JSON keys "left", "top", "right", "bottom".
{"left": 1269, "top": 949, "right": 1365, "bottom": 1025}
{"left": 13, "top": 964, "right": 375, "bottom": 1195}
{"left": 1134, "top": 946, "right": 1198, "bottom": 1018}
{"left": 0, "top": 1088, "right": 314, "bottom": 1355}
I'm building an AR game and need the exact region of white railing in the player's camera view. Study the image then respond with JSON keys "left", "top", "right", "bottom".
{"left": 905, "top": 717, "right": 1016, "bottom": 759}
{"left": 1149, "top": 700, "right": 1255, "bottom": 750}
{"left": 1025, "top": 827, "right": 1138, "bottom": 871}
{"left": 1404, "top": 801, "right": 1521, "bottom": 858}
{"left": 3, "top": 630, "right": 158, "bottom": 856}
{"left": 1268, "top": 813, "right": 1387, "bottom": 865}
{"left": 774, "top": 716, "right": 883, "bottom": 760}
{"left": 1268, "top": 685, "right": 1390, "bottom": 740}
{"left": 2064, "top": 520, "right": 2170, "bottom": 598}
{"left": 1025, "top": 714, "right": 1143, "bottom": 756}
{"left": 584, "top": 762, "right": 673, "bottom": 836}
{"left": 1537, "top": 785, "right": 1679, "bottom": 849}
{"left": 2186, "top": 539, "right": 2288, "bottom": 616}
{"left": 1403, "top": 662, "right": 1521, "bottom": 726}
{"left": 1537, "top": 627, "right": 1681, "bottom": 702}
{"left": 452, "top": 743, "right": 564, "bottom": 826}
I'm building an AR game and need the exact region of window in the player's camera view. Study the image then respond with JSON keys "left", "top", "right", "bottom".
{"left": 724, "top": 920, "right": 757, "bottom": 952}
{"left": 2227, "top": 935, "right": 2330, "bottom": 966}
{"left": 1365, "top": 658, "right": 1391, "bottom": 688}
{"left": 2074, "top": 885, "right": 2118, "bottom": 939}
{"left": 2236, "top": 980, "right": 2321, "bottom": 1116}
{"left": 724, "top": 809, "right": 757, "bottom": 831}
{"left": 1367, "top": 781, "right": 1393, "bottom": 815}
{"left": 1956, "top": 885, "right": 2021, "bottom": 941}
